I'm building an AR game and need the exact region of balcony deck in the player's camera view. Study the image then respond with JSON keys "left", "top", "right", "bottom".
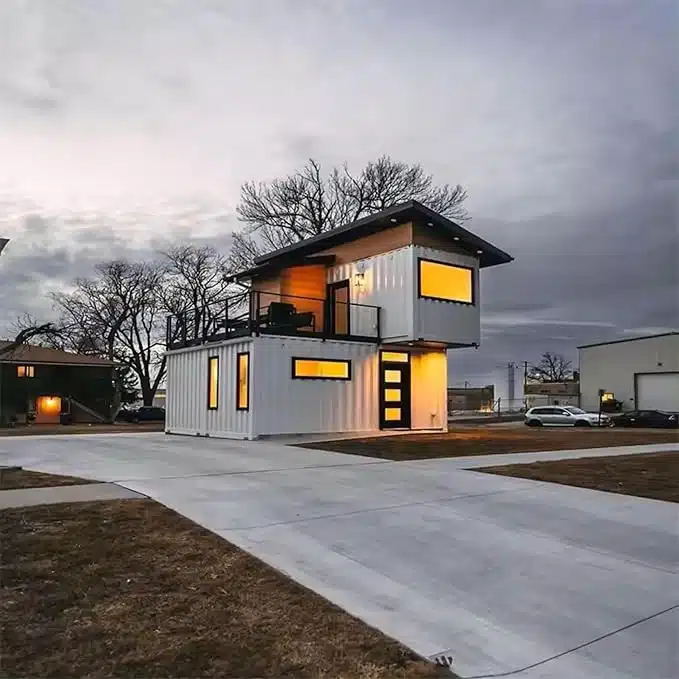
{"left": 166, "top": 291, "right": 381, "bottom": 350}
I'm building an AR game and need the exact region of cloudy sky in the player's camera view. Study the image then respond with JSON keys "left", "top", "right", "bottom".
{"left": 0, "top": 0, "right": 677, "bottom": 392}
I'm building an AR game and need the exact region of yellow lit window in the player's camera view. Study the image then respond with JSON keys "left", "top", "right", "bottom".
{"left": 419, "top": 259, "right": 473, "bottom": 304}
{"left": 207, "top": 356, "right": 219, "bottom": 410}
{"left": 384, "top": 407, "right": 401, "bottom": 421}
{"left": 17, "top": 365, "right": 35, "bottom": 378}
{"left": 384, "top": 388, "right": 401, "bottom": 401}
{"left": 384, "top": 370, "right": 401, "bottom": 383}
{"left": 381, "top": 351, "right": 409, "bottom": 363}
{"left": 236, "top": 352, "right": 249, "bottom": 411}
{"left": 292, "top": 358, "right": 351, "bottom": 380}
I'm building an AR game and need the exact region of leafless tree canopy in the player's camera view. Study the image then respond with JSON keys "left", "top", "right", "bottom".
{"left": 231, "top": 155, "right": 468, "bottom": 270}
{"left": 0, "top": 322, "right": 61, "bottom": 359}
{"left": 530, "top": 352, "right": 574, "bottom": 382}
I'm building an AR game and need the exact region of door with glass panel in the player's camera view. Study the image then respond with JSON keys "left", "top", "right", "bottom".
{"left": 379, "top": 351, "right": 411, "bottom": 429}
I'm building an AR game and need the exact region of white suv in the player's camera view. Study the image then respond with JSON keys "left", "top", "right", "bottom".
{"left": 525, "top": 406, "right": 611, "bottom": 427}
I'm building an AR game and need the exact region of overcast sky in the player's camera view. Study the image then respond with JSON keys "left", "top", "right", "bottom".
{"left": 0, "top": 0, "right": 677, "bottom": 392}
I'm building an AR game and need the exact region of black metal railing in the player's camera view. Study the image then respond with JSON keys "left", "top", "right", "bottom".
{"left": 166, "top": 290, "right": 380, "bottom": 349}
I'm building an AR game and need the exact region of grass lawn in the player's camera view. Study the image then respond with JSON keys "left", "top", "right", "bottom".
{"left": 477, "top": 451, "right": 679, "bottom": 503}
{"left": 0, "top": 499, "right": 447, "bottom": 679}
{"left": 302, "top": 426, "right": 679, "bottom": 461}
{"left": 0, "top": 422, "right": 164, "bottom": 437}
{"left": 0, "top": 468, "right": 95, "bottom": 491}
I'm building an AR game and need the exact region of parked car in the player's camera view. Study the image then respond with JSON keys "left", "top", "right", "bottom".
{"left": 115, "top": 406, "right": 166, "bottom": 423}
{"left": 524, "top": 406, "right": 611, "bottom": 427}
{"left": 133, "top": 406, "right": 166, "bottom": 423}
{"left": 611, "top": 410, "right": 678, "bottom": 429}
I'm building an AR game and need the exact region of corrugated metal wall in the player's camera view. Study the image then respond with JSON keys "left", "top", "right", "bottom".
{"left": 414, "top": 246, "right": 481, "bottom": 346}
{"left": 252, "top": 335, "right": 379, "bottom": 436}
{"left": 328, "top": 247, "right": 415, "bottom": 342}
{"left": 166, "top": 338, "right": 254, "bottom": 438}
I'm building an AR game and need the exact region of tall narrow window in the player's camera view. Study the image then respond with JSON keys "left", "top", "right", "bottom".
{"left": 207, "top": 356, "right": 219, "bottom": 410}
{"left": 236, "top": 352, "right": 249, "bottom": 411}
{"left": 418, "top": 258, "right": 474, "bottom": 304}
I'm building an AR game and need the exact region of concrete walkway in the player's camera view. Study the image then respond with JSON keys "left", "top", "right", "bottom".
{"left": 0, "top": 482, "right": 145, "bottom": 509}
{"left": 0, "top": 433, "right": 676, "bottom": 678}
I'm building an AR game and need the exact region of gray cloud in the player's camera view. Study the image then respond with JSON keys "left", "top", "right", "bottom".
{"left": 0, "top": 0, "right": 676, "bottom": 392}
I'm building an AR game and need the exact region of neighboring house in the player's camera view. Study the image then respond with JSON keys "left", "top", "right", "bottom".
{"left": 164, "top": 200, "right": 513, "bottom": 439}
{"left": 524, "top": 381, "right": 580, "bottom": 408}
{"left": 578, "top": 332, "right": 679, "bottom": 412}
{"left": 0, "top": 343, "right": 117, "bottom": 426}
{"left": 447, "top": 386, "right": 495, "bottom": 412}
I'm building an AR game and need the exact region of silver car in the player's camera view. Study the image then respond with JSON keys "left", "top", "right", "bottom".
{"left": 524, "top": 405, "right": 611, "bottom": 427}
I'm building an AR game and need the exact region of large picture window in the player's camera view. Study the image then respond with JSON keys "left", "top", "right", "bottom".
{"left": 207, "top": 356, "right": 219, "bottom": 410}
{"left": 236, "top": 352, "right": 249, "bottom": 411}
{"left": 418, "top": 258, "right": 474, "bottom": 304}
{"left": 291, "top": 357, "right": 351, "bottom": 380}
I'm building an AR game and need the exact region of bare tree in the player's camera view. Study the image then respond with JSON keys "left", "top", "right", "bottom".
{"left": 231, "top": 155, "right": 468, "bottom": 269}
{"left": 0, "top": 321, "right": 61, "bottom": 359}
{"left": 51, "top": 259, "right": 167, "bottom": 413}
{"left": 530, "top": 352, "right": 574, "bottom": 382}
{"left": 159, "top": 243, "right": 238, "bottom": 346}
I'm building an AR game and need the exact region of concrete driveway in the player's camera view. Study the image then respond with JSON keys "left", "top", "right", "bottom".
{"left": 1, "top": 433, "right": 676, "bottom": 678}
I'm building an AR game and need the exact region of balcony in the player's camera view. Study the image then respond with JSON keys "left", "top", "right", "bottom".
{"left": 166, "top": 290, "right": 381, "bottom": 350}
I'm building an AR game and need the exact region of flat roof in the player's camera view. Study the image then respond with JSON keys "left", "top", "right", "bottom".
{"left": 250, "top": 200, "right": 513, "bottom": 272}
{"left": 577, "top": 331, "right": 678, "bottom": 349}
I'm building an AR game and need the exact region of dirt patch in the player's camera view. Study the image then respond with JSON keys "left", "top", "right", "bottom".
{"left": 478, "top": 451, "right": 679, "bottom": 503}
{"left": 0, "top": 423, "right": 164, "bottom": 437}
{"left": 302, "top": 427, "right": 679, "bottom": 461}
{"left": 0, "top": 469, "right": 96, "bottom": 491}
{"left": 0, "top": 499, "right": 447, "bottom": 679}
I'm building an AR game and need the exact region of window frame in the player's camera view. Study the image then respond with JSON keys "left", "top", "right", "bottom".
{"left": 207, "top": 355, "right": 219, "bottom": 410}
{"left": 290, "top": 357, "right": 352, "bottom": 381}
{"left": 417, "top": 257, "right": 476, "bottom": 306}
{"left": 236, "top": 351, "right": 250, "bottom": 411}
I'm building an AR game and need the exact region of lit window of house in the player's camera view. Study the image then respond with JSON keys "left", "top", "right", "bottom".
{"left": 418, "top": 259, "right": 474, "bottom": 304}
{"left": 17, "top": 365, "right": 35, "bottom": 378}
{"left": 207, "top": 356, "right": 219, "bottom": 409}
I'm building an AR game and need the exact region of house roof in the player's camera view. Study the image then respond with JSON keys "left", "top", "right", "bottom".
{"left": 234, "top": 201, "right": 512, "bottom": 280}
{"left": 0, "top": 342, "right": 117, "bottom": 367}
{"left": 577, "top": 331, "right": 679, "bottom": 350}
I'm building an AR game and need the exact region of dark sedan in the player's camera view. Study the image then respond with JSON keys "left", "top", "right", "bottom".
{"left": 612, "top": 410, "right": 678, "bottom": 429}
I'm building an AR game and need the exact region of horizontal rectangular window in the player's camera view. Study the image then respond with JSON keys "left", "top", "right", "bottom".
{"left": 207, "top": 356, "right": 219, "bottom": 410}
{"left": 380, "top": 351, "right": 409, "bottom": 363}
{"left": 418, "top": 258, "right": 474, "bottom": 304}
{"left": 292, "top": 358, "right": 351, "bottom": 380}
{"left": 384, "top": 369, "right": 401, "bottom": 384}
{"left": 17, "top": 365, "right": 35, "bottom": 378}
{"left": 384, "top": 388, "right": 401, "bottom": 402}
{"left": 384, "top": 407, "right": 401, "bottom": 421}
{"left": 236, "top": 352, "right": 249, "bottom": 411}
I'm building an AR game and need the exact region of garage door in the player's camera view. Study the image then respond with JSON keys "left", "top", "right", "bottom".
{"left": 636, "top": 373, "right": 679, "bottom": 411}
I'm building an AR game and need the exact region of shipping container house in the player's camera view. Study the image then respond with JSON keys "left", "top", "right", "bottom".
{"left": 164, "top": 200, "right": 513, "bottom": 439}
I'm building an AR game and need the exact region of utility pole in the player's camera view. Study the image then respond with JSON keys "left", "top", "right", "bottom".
{"left": 523, "top": 361, "right": 529, "bottom": 386}
{"left": 507, "top": 362, "right": 516, "bottom": 406}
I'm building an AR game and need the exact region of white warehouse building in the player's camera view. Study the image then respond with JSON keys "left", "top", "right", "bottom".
{"left": 578, "top": 332, "right": 679, "bottom": 412}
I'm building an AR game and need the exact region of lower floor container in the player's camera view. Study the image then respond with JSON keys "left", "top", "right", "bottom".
{"left": 165, "top": 335, "right": 448, "bottom": 439}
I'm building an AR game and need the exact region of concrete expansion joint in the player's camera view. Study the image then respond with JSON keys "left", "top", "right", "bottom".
{"left": 221, "top": 487, "right": 526, "bottom": 533}
{"left": 110, "top": 459, "right": 391, "bottom": 483}
{"left": 438, "top": 603, "right": 679, "bottom": 679}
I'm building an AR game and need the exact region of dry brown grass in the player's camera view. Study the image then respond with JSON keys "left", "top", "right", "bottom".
{"left": 0, "top": 499, "right": 448, "bottom": 679}
{"left": 0, "top": 422, "right": 164, "bottom": 437}
{"left": 478, "top": 451, "right": 679, "bottom": 503}
{"left": 0, "top": 468, "right": 95, "bottom": 491}
{"left": 302, "top": 426, "right": 679, "bottom": 461}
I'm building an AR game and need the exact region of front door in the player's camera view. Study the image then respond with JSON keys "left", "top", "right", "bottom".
{"left": 379, "top": 352, "right": 411, "bottom": 429}
{"left": 327, "top": 280, "right": 350, "bottom": 336}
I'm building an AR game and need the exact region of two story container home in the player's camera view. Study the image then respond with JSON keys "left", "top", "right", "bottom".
{"left": 164, "top": 200, "right": 512, "bottom": 439}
